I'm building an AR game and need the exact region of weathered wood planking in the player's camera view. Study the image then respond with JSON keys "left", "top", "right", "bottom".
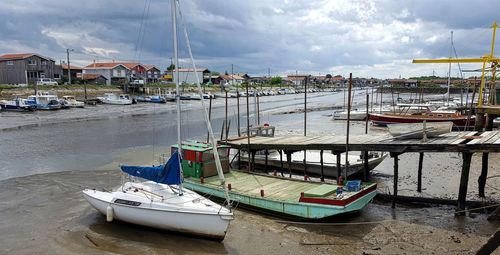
{"left": 220, "top": 131, "right": 500, "bottom": 153}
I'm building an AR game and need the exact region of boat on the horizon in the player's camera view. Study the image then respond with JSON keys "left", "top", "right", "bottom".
{"left": 96, "top": 93, "right": 133, "bottom": 105}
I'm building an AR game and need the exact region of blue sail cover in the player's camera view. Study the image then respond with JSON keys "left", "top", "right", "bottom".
{"left": 120, "top": 151, "right": 182, "bottom": 185}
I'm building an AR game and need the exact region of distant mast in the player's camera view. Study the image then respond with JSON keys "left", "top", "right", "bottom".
{"left": 446, "top": 31, "right": 453, "bottom": 105}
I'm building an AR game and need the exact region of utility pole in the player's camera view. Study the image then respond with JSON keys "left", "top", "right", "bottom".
{"left": 66, "top": 49, "right": 73, "bottom": 85}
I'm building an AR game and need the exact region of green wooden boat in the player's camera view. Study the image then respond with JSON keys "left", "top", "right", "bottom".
{"left": 175, "top": 140, "right": 377, "bottom": 219}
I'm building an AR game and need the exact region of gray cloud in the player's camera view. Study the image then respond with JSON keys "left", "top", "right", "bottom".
{"left": 0, "top": 0, "right": 498, "bottom": 78}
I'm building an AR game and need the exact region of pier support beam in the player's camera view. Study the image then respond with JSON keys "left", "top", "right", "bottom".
{"left": 417, "top": 152, "right": 424, "bottom": 192}
{"left": 285, "top": 151, "right": 292, "bottom": 178}
{"left": 391, "top": 152, "right": 400, "bottom": 209}
{"left": 334, "top": 151, "right": 342, "bottom": 181}
{"left": 457, "top": 152, "right": 473, "bottom": 215}
{"left": 320, "top": 150, "right": 325, "bottom": 182}
{"left": 363, "top": 151, "right": 369, "bottom": 182}
{"left": 264, "top": 149, "right": 269, "bottom": 171}
{"left": 479, "top": 115, "right": 493, "bottom": 197}
{"left": 475, "top": 113, "right": 485, "bottom": 131}
{"left": 251, "top": 150, "right": 256, "bottom": 172}
{"left": 279, "top": 150, "right": 284, "bottom": 176}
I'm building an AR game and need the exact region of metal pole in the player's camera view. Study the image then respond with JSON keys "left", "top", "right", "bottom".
{"left": 446, "top": 31, "right": 453, "bottom": 105}
{"left": 345, "top": 73, "right": 353, "bottom": 180}
{"left": 303, "top": 76, "right": 308, "bottom": 178}
{"left": 66, "top": 49, "right": 72, "bottom": 85}
{"left": 171, "top": 0, "right": 182, "bottom": 195}
{"left": 246, "top": 82, "right": 251, "bottom": 171}
{"left": 225, "top": 90, "right": 228, "bottom": 138}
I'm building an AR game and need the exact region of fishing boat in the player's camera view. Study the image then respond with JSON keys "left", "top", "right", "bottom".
{"left": 177, "top": 141, "right": 377, "bottom": 219}
{"left": 60, "top": 96, "right": 85, "bottom": 108}
{"left": 387, "top": 122, "right": 453, "bottom": 139}
{"left": 135, "top": 95, "right": 167, "bottom": 104}
{"left": 0, "top": 96, "right": 35, "bottom": 112}
{"left": 26, "top": 92, "right": 62, "bottom": 110}
{"left": 84, "top": 0, "right": 233, "bottom": 240}
{"left": 96, "top": 93, "right": 133, "bottom": 105}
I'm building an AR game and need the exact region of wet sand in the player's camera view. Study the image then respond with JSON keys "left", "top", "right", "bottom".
{"left": 0, "top": 170, "right": 499, "bottom": 255}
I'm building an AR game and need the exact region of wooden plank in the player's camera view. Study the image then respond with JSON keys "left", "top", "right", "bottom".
{"left": 468, "top": 131, "right": 496, "bottom": 145}
{"left": 483, "top": 131, "right": 500, "bottom": 144}
{"left": 451, "top": 131, "right": 479, "bottom": 144}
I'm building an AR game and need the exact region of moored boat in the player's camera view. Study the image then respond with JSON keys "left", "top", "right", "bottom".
{"left": 0, "top": 96, "right": 35, "bottom": 112}
{"left": 26, "top": 92, "right": 62, "bottom": 110}
{"left": 369, "top": 111, "right": 475, "bottom": 129}
{"left": 387, "top": 122, "right": 453, "bottom": 139}
{"left": 135, "top": 95, "right": 167, "bottom": 104}
{"left": 96, "top": 93, "right": 133, "bottom": 105}
{"left": 60, "top": 96, "right": 85, "bottom": 108}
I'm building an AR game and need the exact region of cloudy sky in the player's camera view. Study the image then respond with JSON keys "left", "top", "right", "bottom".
{"left": 0, "top": 0, "right": 498, "bottom": 78}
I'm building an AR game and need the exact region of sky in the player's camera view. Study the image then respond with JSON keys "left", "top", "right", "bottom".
{"left": 0, "top": 0, "right": 498, "bottom": 78}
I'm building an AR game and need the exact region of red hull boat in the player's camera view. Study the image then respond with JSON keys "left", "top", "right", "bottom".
{"left": 369, "top": 112, "right": 475, "bottom": 129}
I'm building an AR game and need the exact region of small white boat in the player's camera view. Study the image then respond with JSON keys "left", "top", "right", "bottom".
{"left": 387, "top": 121, "right": 453, "bottom": 139}
{"left": 332, "top": 110, "right": 367, "bottom": 120}
{"left": 83, "top": 180, "right": 233, "bottom": 239}
{"left": 97, "top": 93, "right": 133, "bottom": 105}
{"left": 26, "top": 92, "right": 62, "bottom": 110}
{"left": 60, "top": 96, "right": 85, "bottom": 108}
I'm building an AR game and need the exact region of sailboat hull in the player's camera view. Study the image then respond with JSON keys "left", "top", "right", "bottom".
{"left": 83, "top": 186, "right": 232, "bottom": 240}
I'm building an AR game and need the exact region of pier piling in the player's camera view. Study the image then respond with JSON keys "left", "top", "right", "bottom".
{"left": 286, "top": 151, "right": 292, "bottom": 178}
{"left": 479, "top": 115, "right": 494, "bottom": 197}
{"left": 279, "top": 150, "right": 284, "bottom": 176}
{"left": 334, "top": 151, "right": 342, "bottom": 180}
{"left": 391, "top": 152, "right": 400, "bottom": 209}
{"left": 417, "top": 152, "right": 424, "bottom": 192}
{"left": 363, "top": 151, "right": 369, "bottom": 181}
{"left": 458, "top": 152, "right": 473, "bottom": 214}
{"left": 320, "top": 150, "right": 325, "bottom": 182}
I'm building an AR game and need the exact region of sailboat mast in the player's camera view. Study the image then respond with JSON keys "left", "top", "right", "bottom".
{"left": 446, "top": 31, "right": 453, "bottom": 105}
{"left": 171, "top": 0, "right": 183, "bottom": 195}
{"left": 175, "top": 0, "right": 231, "bottom": 206}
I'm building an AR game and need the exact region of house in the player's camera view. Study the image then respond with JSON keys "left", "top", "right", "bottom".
{"left": 79, "top": 73, "right": 108, "bottom": 85}
{"left": 286, "top": 74, "right": 310, "bottom": 87}
{"left": 172, "top": 67, "right": 210, "bottom": 84}
{"left": 83, "top": 62, "right": 130, "bottom": 85}
{"left": 60, "top": 63, "right": 83, "bottom": 81}
{"left": 118, "top": 62, "right": 146, "bottom": 81}
{"left": 0, "top": 53, "right": 60, "bottom": 84}
{"left": 144, "top": 65, "right": 161, "bottom": 83}
{"left": 219, "top": 74, "right": 245, "bottom": 86}
{"left": 387, "top": 79, "right": 418, "bottom": 88}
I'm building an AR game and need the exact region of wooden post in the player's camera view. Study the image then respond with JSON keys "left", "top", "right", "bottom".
{"left": 475, "top": 113, "right": 485, "bottom": 131}
{"left": 334, "top": 151, "right": 342, "bottom": 180}
{"left": 264, "top": 149, "right": 269, "bottom": 171}
{"left": 246, "top": 82, "right": 251, "bottom": 171}
{"left": 320, "top": 150, "right": 325, "bottom": 182}
{"left": 391, "top": 152, "right": 400, "bottom": 209}
{"left": 279, "top": 150, "right": 284, "bottom": 176}
{"left": 365, "top": 93, "right": 369, "bottom": 133}
{"left": 286, "top": 151, "right": 292, "bottom": 178}
{"left": 345, "top": 73, "right": 353, "bottom": 180}
{"left": 476, "top": 227, "right": 500, "bottom": 255}
{"left": 457, "top": 152, "right": 473, "bottom": 214}
{"left": 251, "top": 150, "right": 256, "bottom": 172}
{"left": 417, "top": 152, "right": 424, "bottom": 192}
{"left": 363, "top": 151, "right": 369, "bottom": 181}
{"left": 479, "top": 116, "right": 493, "bottom": 197}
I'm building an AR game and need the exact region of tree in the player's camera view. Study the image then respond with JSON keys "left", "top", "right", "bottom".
{"left": 167, "top": 64, "right": 175, "bottom": 71}
{"left": 326, "top": 74, "right": 332, "bottom": 78}
{"left": 270, "top": 76, "right": 282, "bottom": 85}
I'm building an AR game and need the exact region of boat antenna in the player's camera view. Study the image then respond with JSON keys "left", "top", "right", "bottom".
{"left": 176, "top": 0, "right": 231, "bottom": 206}
{"left": 171, "top": 0, "right": 183, "bottom": 196}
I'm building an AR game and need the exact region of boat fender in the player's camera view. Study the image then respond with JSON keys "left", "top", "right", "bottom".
{"left": 106, "top": 205, "right": 114, "bottom": 222}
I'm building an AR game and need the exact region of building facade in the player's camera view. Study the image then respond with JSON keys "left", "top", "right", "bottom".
{"left": 0, "top": 53, "right": 60, "bottom": 84}
{"left": 83, "top": 62, "right": 129, "bottom": 85}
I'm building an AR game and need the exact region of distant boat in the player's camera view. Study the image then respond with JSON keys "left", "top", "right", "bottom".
{"left": 0, "top": 96, "right": 35, "bottom": 112}
{"left": 96, "top": 93, "right": 133, "bottom": 105}
{"left": 135, "top": 95, "right": 167, "bottom": 104}
{"left": 387, "top": 122, "right": 453, "bottom": 139}
{"left": 26, "top": 92, "right": 62, "bottom": 110}
{"left": 60, "top": 96, "right": 85, "bottom": 108}
{"left": 332, "top": 109, "right": 367, "bottom": 120}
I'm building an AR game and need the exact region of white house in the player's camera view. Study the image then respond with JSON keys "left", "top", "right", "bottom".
{"left": 83, "top": 62, "right": 130, "bottom": 85}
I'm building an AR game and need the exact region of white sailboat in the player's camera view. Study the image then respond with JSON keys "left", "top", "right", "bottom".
{"left": 83, "top": 0, "right": 233, "bottom": 240}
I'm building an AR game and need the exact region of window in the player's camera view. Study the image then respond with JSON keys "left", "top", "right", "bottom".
{"left": 28, "top": 59, "right": 37, "bottom": 65}
{"left": 40, "top": 73, "right": 45, "bottom": 78}
{"left": 7, "top": 61, "right": 13, "bottom": 65}
{"left": 41, "top": 61, "right": 47, "bottom": 66}
{"left": 54, "top": 74, "right": 60, "bottom": 79}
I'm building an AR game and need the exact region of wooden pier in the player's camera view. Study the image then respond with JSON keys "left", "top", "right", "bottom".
{"left": 221, "top": 131, "right": 500, "bottom": 213}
